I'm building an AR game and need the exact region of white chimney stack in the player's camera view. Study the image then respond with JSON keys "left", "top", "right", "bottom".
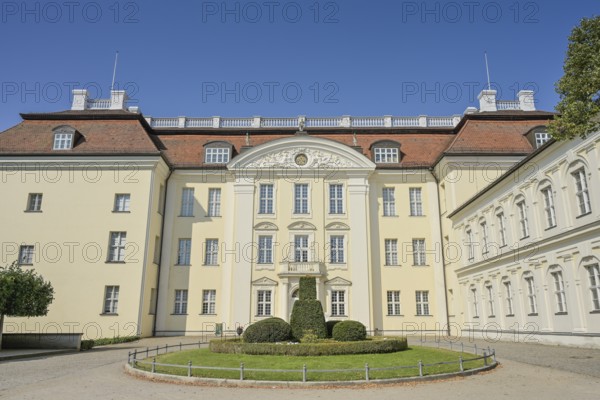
{"left": 110, "top": 90, "right": 128, "bottom": 110}
{"left": 478, "top": 89, "right": 497, "bottom": 112}
{"left": 71, "top": 89, "right": 88, "bottom": 110}
{"left": 518, "top": 90, "right": 536, "bottom": 111}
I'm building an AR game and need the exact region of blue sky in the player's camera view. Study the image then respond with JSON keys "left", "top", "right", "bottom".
{"left": 0, "top": 1, "right": 597, "bottom": 131}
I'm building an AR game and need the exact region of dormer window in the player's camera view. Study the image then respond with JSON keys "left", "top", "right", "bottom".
{"left": 371, "top": 140, "right": 401, "bottom": 163}
{"left": 52, "top": 126, "right": 77, "bottom": 150}
{"left": 204, "top": 141, "right": 233, "bottom": 164}
{"left": 535, "top": 131, "right": 550, "bottom": 148}
{"left": 525, "top": 126, "right": 551, "bottom": 149}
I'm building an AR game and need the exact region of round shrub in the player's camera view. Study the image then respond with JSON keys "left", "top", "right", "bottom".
{"left": 332, "top": 320, "right": 367, "bottom": 342}
{"left": 243, "top": 317, "right": 292, "bottom": 343}
{"left": 326, "top": 320, "right": 341, "bottom": 338}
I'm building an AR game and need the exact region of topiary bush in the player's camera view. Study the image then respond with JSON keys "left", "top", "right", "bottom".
{"left": 243, "top": 317, "right": 292, "bottom": 343}
{"left": 326, "top": 320, "right": 341, "bottom": 338}
{"left": 332, "top": 320, "right": 367, "bottom": 342}
{"left": 290, "top": 277, "right": 327, "bottom": 340}
{"left": 298, "top": 276, "right": 317, "bottom": 300}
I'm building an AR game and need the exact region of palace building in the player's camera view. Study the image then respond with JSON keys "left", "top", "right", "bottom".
{"left": 1, "top": 88, "right": 598, "bottom": 347}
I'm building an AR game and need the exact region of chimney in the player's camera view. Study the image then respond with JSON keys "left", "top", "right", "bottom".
{"left": 71, "top": 89, "right": 88, "bottom": 110}
{"left": 110, "top": 90, "right": 128, "bottom": 110}
{"left": 478, "top": 89, "right": 497, "bottom": 112}
{"left": 518, "top": 90, "right": 535, "bottom": 111}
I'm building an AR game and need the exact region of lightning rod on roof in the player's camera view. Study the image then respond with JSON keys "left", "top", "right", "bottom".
{"left": 484, "top": 51, "right": 491, "bottom": 91}
{"left": 111, "top": 51, "right": 119, "bottom": 91}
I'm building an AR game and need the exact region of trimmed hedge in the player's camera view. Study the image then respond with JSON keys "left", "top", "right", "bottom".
{"left": 332, "top": 320, "right": 367, "bottom": 342}
{"left": 210, "top": 337, "right": 407, "bottom": 356}
{"left": 80, "top": 335, "right": 140, "bottom": 351}
{"left": 243, "top": 317, "right": 292, "bottom": 343}
{"left": 290, "top": 300, "right": 327, "bottom": 340}
{"left": 326, "top": 320, "right": 341, "bottom": 338}
{"left": 80, "top": 340, "right": 95, "bottom": 350}
{"left": 298, "top": 277, "right": 317, "bottom": 300}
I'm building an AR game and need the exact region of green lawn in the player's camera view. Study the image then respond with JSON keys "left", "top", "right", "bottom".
{"left": 134, "top": 346, "right": 486, "bottom": 381}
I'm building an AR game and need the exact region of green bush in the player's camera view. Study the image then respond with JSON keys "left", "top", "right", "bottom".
{"left": 332, "top": 320, "right": 367, "bottom": 342}
{"left": 243, "top": 317, "right": 292, "bottom": 343}
{"left": 326, "top": 320, "right": 341, "bottom": 338}
{"left": 300, "top": 330, "right": 319, "bottom": 343}
{"left": 290, "top": 300, "right": 327, "bottom": 340}
{"left": 298, "top": 277, "right": 317, "bottom": 300}
{"left": 80, "top": 340, "right": 95, "bottom": 350}
{"left": 93, "top": 336, "right": 140, "bottom": 346}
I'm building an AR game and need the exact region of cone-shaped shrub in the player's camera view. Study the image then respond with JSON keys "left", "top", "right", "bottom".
{"left": 290, "top": 277, "right": 327, "bottom": 340}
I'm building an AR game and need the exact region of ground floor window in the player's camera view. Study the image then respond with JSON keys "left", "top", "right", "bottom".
{"left": 174, "top": 289, "right": 188, "bottom": 314}
{"left": 387, "top": 290, "right": 401, "bottom": 315}
{"left": 331, "top": 290, "right": 346, "bottom": 316}
{"left": 415, "top": 291, "right": 429, "bottom": 316}
{"left": 202, "top": 290, "right": 216, "bottom": 314}
{"left": 257, "top": 290, "right": 272, "bottom": 316}
{"left": 103, "top": 285, "right": 119, "bottom": 314}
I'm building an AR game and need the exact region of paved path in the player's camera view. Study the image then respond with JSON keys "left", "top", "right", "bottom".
{"left": 1, "top": 337, "right": 599, "bottom": 400}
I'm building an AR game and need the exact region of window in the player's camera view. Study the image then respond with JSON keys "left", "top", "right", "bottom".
{"left": 412, "top": 239, "right": 426, "bottom": 266}
{"left": 177, "top": 239, "right": 191, "bottom": 265}
{"left": 382, "top": 188, "right": 396, "bottom": 216}
{"left": 19, "top": 245, "right": 34, "bottom": 265}
{"left": 180, "top": 188, "right": 194, "bottom": 217}
{"left": 258, "top": 235, "right": 273, "bottom": 264}
{"left": 108, "top": 232, "right": 127, "bottom": 262}
{"left": 535, "top": 131, "right": 551, "bottom": 148}
{"left": 572, "top": 168, "right": 591, "bottom": 215}
{"left": 415, "top": 291, "right": 430, "bottom": 316}
{"left": 587, "top": 264, "right": 600, "bottom": 311}
{"left": 259, "top": 184, "right": 274, "bottom": 214}
{"left": 294, "top": 235, "right": 309, "bottom": 262}
{"left": 496, "top": 212, "right": 507, "bottom": 247}
{"left": 331, "top": 290, "right": 346, "bottom": 316}
{"left": 541, "top": 187, "right": 556, "bottom": 228}
{"left": 387, "top": 290, "right": 401, "bottom": 315}
{"left": 103, "top": 286, "right": 119, "bottom": 314}
{"left": 158, "top": 184, "right": 165, "bottom": 215}
{"left": 329, "top": 184, "right": 344, "bottom": 214}
{"left": 384, "top": 239, "right": 398, "bottom": 266}
{"left": 257, "top": 290, "right": 272, "bottom": 316}
{"left": 330, "top": 235, "right": 345, "bottom": 264}
{"left": 552, "top": 271, "right": 567, "bottom": 313}
{"left": 207, "top": 188, "right": 221, "bottom": 217}
{"left": 204, "top": 239, "right": 219, "bottom": 265}
{"left": 53, "top": 133, "right": 73, "bottom": 150}
{"left": 153, "top": 236, "right": 161, "bottom": 264}
{"left": 294, "top": 184, "right": 309, "bottom": 214}
{"left": 471, "top": 288, "right": 479, "bottom": 318}
{"left": 174, "top": 289, "right": 188, "bottom": 314}
{"left": 149, "top": 288, "right": 157, "bottom": 315}
{"left": 480, "top": 221, "right": 489, "bottom": 255}
{"left": 517, "top": 200, "right": 529, "bottom": 239}
{"left": 486, "top": 284, "right": 495, "bottom": 316}
{"left": 202, "top": 290, "right": 216, "bottom": 314}
{"left": 409, "top": 188, "right": 423, "bottom": 216}
{"left": 374, "top": 147, "right": 399, "bottom": 163}
{"left": 525, "top": 276, "right": 537, "bottom": 314}
{"left": 205, "top": 147, "right": 230, "bottom": 164}
{"left": 114, "top": 194, "right": 130, "bottom": 212}
{"left": 27, "top": 193, "right": 43, "bottom": 212}
{"left": 465, "top": 229, "right": 474, "bottom": 260}
{"left": 504, "top": 281, "right": 514, "bottom": 315}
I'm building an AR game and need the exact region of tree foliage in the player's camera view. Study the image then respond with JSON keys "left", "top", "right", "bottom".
{"left": 549, "top": 16, "right": 600, "bottom": 140}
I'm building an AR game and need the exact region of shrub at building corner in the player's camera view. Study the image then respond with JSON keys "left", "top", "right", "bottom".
{"left": 243, "top": 317, "right": 292, "bottom": 343}
{"left": 332, "top": 320, "right": 367, "bottom": 342}
{"left": 326, "top": 320, "right": 341, "bottom": 338}
{"left": 290, "top": 277, "right": 327, "bottom": 340}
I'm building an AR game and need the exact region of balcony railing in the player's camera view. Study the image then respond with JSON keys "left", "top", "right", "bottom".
{"left": 496, "top": 100, "right": 520, "bottom": 110}
{"left": 279, "top": 261, "right": 323, "bottom": 276}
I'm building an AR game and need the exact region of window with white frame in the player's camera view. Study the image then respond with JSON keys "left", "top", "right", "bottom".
{"left": 480, "top": 220, "right": 489, "bottom": 255}
{"left": 294, "top": 235, "right": 309, "bottom": 262}
{"left": 551, "top": 271, "right": 567, "bottom": 313}
{"left": 329, "top": 184, "right": 344, "bottom": 214}
{"left": 572, "top": 168, "right": 591, "bottom": 215}
{"left": 496, "top": 212, "right": 507, "bottom": 247}
{"left": 174, "top": 289, "right": 188, "bottom": 314}
{"left": 387, "top": 290, "right": 401, "bottom": 315}
{"left": 374, "top": 147, "right": 399, "bottom": 163}
{"left": 258, "top": 235, "right": 273, "bottom": 264}
{"left": 108, "top": 232, "right": 127, "bottom": 262}
{"left": 202, "top": 290, "right": 216, "bottom": 314}
{"left": 465, "top": 228, "right": 474, "bottom": 260}
{"left": 409, "top": 188, "right": 423, "bottom": 216}
{"left": 382, "top": 187, "right": 396, "bottom": 216}
{"left": 205, "top": 147, "right": 230, "bottom": 164}
{"left": 53, "top": 132, "right": 73, "bottom": 150}
{"left": 294, "top": 184, "right": 309, "bottom": 214}
{"left": 415, "top": 291, "right": 430, "bottom": 316}
{"left": 331, "top": 290, "right": 346, "bottom": 316}
{"left": 525, "top": 276, "right": 537, "bottom": 314}
{"left": 412, "top": 239, "right": 426, "bottom": 266}
{"left": 384, "top": 239, "right": 398, "bottom": 266}
{"left": 587, "top": 264, "right": 600, "bottom": 311}
{"left": 256, "top": 290, "right": 272, "bottom": 316}
{"left": 204, "top": 239, "right": 219, "bottom": 265}
{"left": 504, "top": 281, "right": 514, "bottom": 315}
{"left": 19, "top": 245, "right": 34, "bottom": 264}
{"left": 27, "top": 193, "right": 43, "bottom": 212}
{"left": 114, "top": 194, "right": 130, "bottom": 212}
{"left": 207, "top": 188, "right": 221, "bottom": 217}
{"left": 535, "top": 131, "right": 551, "bottom": 148}
{"left": 330, "top": 235, "right": 345, "bottom": 264}
{"left": 259, "top": 184, "right": 274, "bottom": 214}
{"left": 471, "top": 288, "right": 479, "bottom": 317}
{"left": 177, "top": 239, "right": 191, "bottom": 265}
{"left": 541, "top": 187, "right": 557, "bottom": 228}
{"left": 486, "top": 284, "right": 495, "bottom": 316}
{"left": 103, "top": 285, "right": 119, "bottom": 314}
{"left": 180, "top": 188, "right": 194, "bottom": 217}
{"left": 517, "top": 200, "right": 529, "bottom": 238}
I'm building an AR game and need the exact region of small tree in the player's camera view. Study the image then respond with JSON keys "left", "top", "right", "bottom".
{"left": 0, "top": 262, "right": 54, "bottom": 349}
{"left": 289, "top": 277, "right": 327, "bottom": 340}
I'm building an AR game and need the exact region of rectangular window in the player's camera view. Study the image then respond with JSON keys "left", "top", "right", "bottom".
{"left": 412, "top": 239, "right": 426, "bottom": 266}
{"left": 486, "top": 284, "right": 495, "bottom": 316}
{"left": 158, "top": 184, "right": 165, "bottom": 215}
{"left": 525, "top": 276, "right": 537, "bottom": 314}
{"left": 504, "top": 281, "right": 514, "bottom": 315}
{"left": 258, "top": 235, "right": 273, "bottom": 264}
{"left": 202, "top": 290, "right": 216, "bottom": 314}
{"left": 330, "top": 235, "right": 345, "bottom": 264}
{"left": 382, "top": 187, "right": 396, "bottom": 216}
{"left": 374, "top": 147, "right": 399, "bottom": 163}
{"left": 153, "top": 236, "right": 161, "bottom": 264}
{"left": 149, "top": 288, "right": 157, "bottom": 315}
{"left": 535, "top": 132, "right": 550, "bottom": 148}
{"left": 53, "top": 133, "right": 73, "bottom": 150}
{"left": 415, "top": 291, "right": 430, "bottom": 316}
{"left": 207, "top": 188, "right": 221, "bottom": 217}
{"left": 517, "top": 201, "right": 529, "bottom": 238}
{"left": 19, "top": 245, "right": 34, "bottom": 265}
{"left": 181, "top": 188, "right": 194, "bottom": 217}
{"left": 409, "top": 188, "right": 423, "bottom": 216}
{"left": 387, "top": 290, "right": 401, "bottom": 315}
{"left": 552, "top": 271, "right": 567, "bottom": 313}
{"left": 27, "top": 193, "right": 43, "bottom": 212}
{"left": 331, "top": 290, "right": 346, "bottom": 316}
{"left": 471, "top": 288, "right": 479, "bottom": 318}
{"left": 103, "top": 285, "right": 119, "bottom": 314}
{"left": 259, "top": 184, "right": 274, "bottom": 214}
{"left": 497, "top": 212, "right": 507, "bottom": 247}
{"left": 204, "top": 239, "right": 219, "bottom": 265}
{"left": 205, "top": 147, "right": 230, "bottom": 164}
{"left": 174, "top": 289, "right": 188, "bottom": 314}
{"left": 114, "top": 194, "right": 131, "bottom": 212}
{"left": 108, "top": 232, "right": 127, "bottom": 262}
{"left": 294, "top": 235, "right": 309, "bottom": 262}
{"left": 294, "top": 184, "right": 309, "bottom": 214}
{"left": 466, "top": 229, "right": 474, "bottom": 260}
{"left": 177, "top": 239, "right": 191, "bottom": 265}
{"left": 480, "top": 221, "right": 489, "bottom": 255}
{"left": 329, "top": 184, "right": 344, "bottom": 214}
{"left": 541, "top": 187, "right": 557, "bottom": 228}
{"left": 572, "top": 168, "right": 591, "bottom": 215}
{"left": 257, "top": 290, "right": 272, "bottom": 316}
{"left": 384, "top": 239, "right": 398, "bottom": 266}
{"left": 587, "top": 264, "right": 600, "bottom": 311}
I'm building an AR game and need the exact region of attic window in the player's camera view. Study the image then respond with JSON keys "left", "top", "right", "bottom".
{"left": 204, "top": 141, "right": 233, "bottom": 164}
{"left": 371, "top": 140, "right": 401, "bottom": 163}
{"left": 52, "top": 126, "right": 77, "bottom": 150}
{"left": 535, "top": 131, "right": 550, "bottom": 148}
